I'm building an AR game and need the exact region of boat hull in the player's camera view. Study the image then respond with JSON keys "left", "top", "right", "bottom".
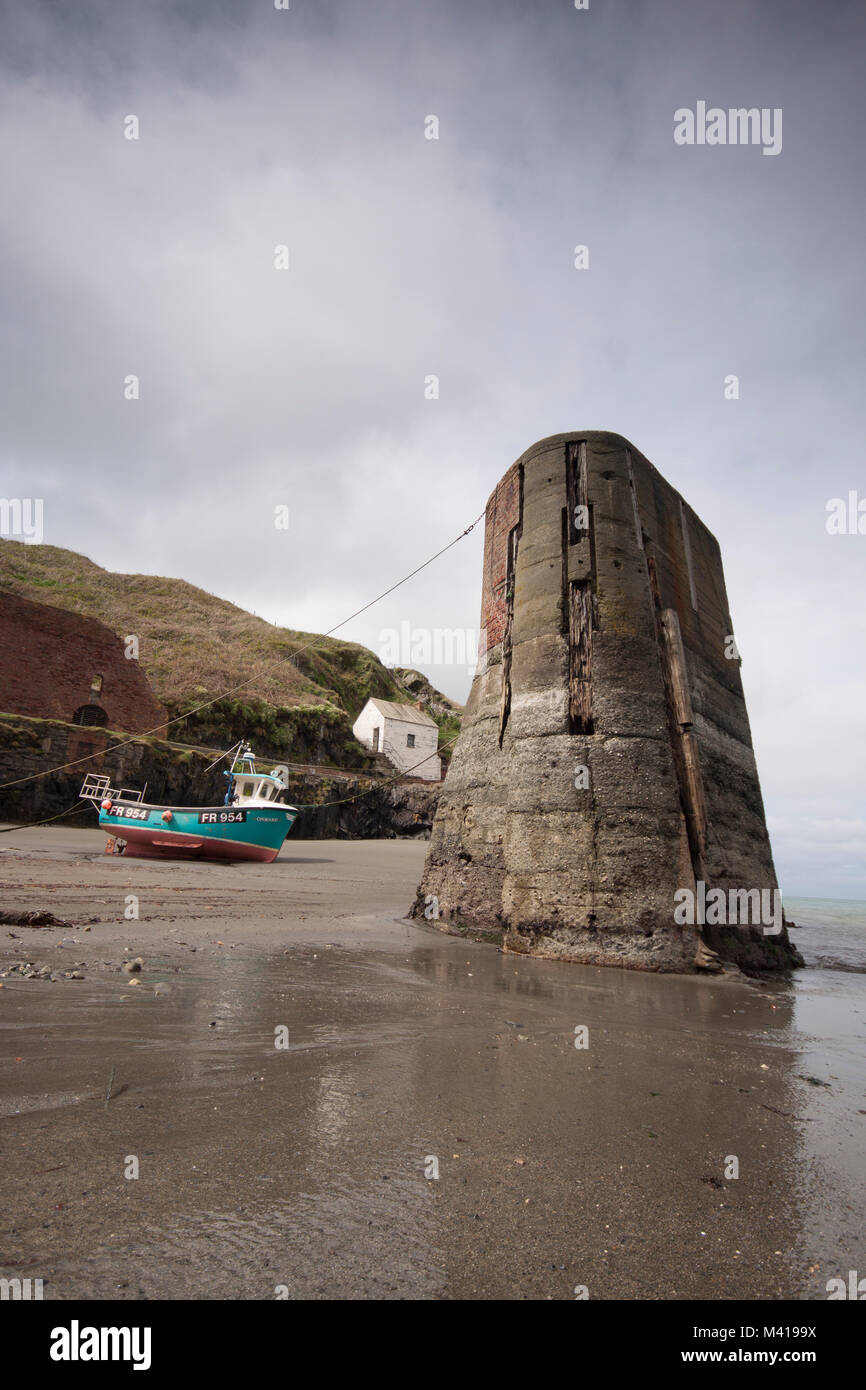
{"left": 98, "top": 801, "right": 298, "bottom": 863}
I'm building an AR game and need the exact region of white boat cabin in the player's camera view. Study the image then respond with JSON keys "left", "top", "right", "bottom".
{"left": 230, "top": 771, "right": 289, "bottom": 807}
{"left": 227, "top": 747, "right": 294, "bottom": 808}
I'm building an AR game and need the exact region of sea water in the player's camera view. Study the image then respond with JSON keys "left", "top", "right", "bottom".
{"left": 783, "top": 896, "right": 866, "bottom": 974}
{"left": 782, "top": 897, "right": 866, "bottom": 1100}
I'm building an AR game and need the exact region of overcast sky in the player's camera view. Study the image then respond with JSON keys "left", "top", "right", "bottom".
{"left": 1, "top": 0, "right": 864, "bottom": 898}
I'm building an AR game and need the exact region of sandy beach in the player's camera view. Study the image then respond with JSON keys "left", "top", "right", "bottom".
{"left": 0, "top": 825, "right": 863, "bottom": 1301}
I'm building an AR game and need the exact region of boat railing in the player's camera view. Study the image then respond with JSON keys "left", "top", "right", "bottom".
{"left": 80, "top": 773, "right": 146, "bottom": 806}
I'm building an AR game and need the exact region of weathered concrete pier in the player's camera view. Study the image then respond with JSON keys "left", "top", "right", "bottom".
{"left": 413, "top": 431, "right": 800, "bottom": 973}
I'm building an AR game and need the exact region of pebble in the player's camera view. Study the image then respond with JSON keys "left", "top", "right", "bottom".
{"left": 0, "top": 960, "right": 90, "bottom": 982}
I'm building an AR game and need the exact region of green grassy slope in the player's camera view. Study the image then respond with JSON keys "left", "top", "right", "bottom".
{"left": 0, "top": 540, "right": 462, "bottom": 762}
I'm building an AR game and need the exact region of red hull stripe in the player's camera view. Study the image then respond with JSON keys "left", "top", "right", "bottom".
{"left": 115, "top": 824, "right": 279, "bottom": 863}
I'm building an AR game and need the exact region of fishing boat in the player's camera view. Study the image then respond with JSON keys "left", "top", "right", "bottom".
{"left": 79, "top": 743, "right": 299, "bottom": 863}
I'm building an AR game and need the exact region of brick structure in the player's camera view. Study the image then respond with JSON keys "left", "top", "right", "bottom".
{"left": 480, "top": 463, "right": 521, "bottom": 653}
{"left": 0, "top": 592, "right": 166, "bottom": 734}
{"left": 413, "top": 431, "right": 801, "bottom": 974}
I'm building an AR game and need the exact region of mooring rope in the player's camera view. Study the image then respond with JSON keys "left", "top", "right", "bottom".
{"left": 0, "top": 800, "right": 88, "bottom": 834}
{"left": 292, "top": 734, "right": 459, "bottom": 809}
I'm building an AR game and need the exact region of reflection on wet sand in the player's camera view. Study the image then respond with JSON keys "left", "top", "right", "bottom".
{"left": 0, "top": 830, "right": 862, "bottom": 1299}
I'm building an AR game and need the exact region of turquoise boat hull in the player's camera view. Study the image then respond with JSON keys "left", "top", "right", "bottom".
{"left": 99, "top": 799, "right": 299, "bottom": 862}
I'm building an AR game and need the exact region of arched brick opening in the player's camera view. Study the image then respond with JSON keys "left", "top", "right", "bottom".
{"left": 72, "top": 703, "right": 108, "bottom": 727}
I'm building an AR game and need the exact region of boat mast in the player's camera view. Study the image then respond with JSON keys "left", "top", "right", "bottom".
{"left": 203, "top": 739, "right": 244, "bottom": 774}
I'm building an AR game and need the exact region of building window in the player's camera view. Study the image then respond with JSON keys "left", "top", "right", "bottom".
{"left": 90, "top": 674, "right": 104, "bottom": 694}
{"left": 407, "top": 733, "right": 415, "bottom": 748}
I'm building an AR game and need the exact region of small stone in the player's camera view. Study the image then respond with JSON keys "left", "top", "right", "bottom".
{"left": 123, "top": 960, "right": 142, "bottom": 973}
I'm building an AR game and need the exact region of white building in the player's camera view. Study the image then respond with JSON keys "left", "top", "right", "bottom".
{"left": 352, "top": 698, "right": 442, "bottom": 782}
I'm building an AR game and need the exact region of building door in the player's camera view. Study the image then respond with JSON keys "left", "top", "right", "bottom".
{"left": 372, "top": 726, "right": 380, "bottom": 752}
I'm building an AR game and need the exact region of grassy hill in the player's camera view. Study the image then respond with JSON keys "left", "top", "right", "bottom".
{"left": 0, "top": 540, "right": 461, "bottom": 765}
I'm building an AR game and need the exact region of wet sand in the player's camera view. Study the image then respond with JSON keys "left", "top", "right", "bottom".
{"left": 1, "top": 826, "right": 863, "bottom": 1300}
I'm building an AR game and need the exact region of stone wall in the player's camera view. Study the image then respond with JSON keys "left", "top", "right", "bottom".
{"left": 412, "top": 431, "right": 801, "bottom": 974}
{"left": 0, "top": 592, "right": 166, "bottom": 733}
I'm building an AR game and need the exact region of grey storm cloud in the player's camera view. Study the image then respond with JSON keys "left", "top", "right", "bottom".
{"left": 0, "top": 0, "right": 864, "bottom": 895}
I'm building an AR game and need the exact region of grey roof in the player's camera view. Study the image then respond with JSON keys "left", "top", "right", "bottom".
{"left": 368, "top": 697, "right": 438, "bottom": 727}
